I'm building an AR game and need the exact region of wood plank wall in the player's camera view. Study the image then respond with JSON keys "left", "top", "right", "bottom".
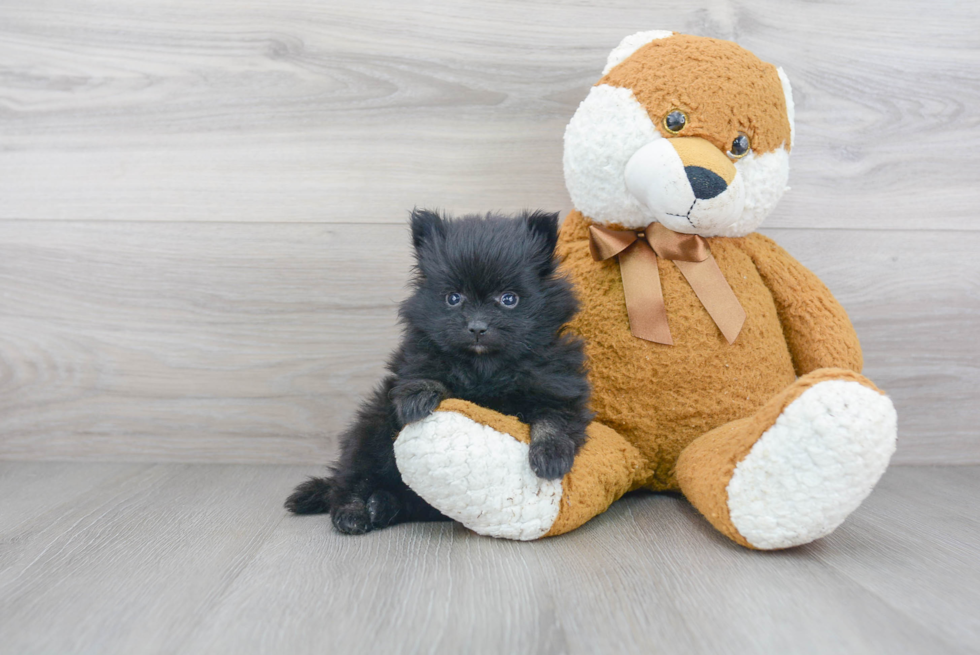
{"left": 1, "top": 0, "right": 977, "bottom": 464}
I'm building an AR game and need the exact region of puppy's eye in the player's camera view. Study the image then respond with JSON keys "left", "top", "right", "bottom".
{"left": 664, "top": 110, "right": 687, "bottom": 134}
{"left": 499, "top": 292, "right": 519, "bottom": 308}
{"left": 729, "top": 133, "right": 751, "bottom": 158}
{"left": 446, "top": 292, "right": 463, "bottom": 306}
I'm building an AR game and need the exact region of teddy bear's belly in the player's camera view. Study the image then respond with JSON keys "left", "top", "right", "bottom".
{"left": 561, "top": 236, "right": 797, "bottom": 490}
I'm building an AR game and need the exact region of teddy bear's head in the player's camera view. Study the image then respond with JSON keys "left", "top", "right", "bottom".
{"left": 564, "top": 32, "right": 794, "bottom": 237}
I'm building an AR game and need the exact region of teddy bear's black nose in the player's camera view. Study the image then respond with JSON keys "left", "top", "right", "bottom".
{"left": 685, "top": 166, "right": 728, "bottom": 200}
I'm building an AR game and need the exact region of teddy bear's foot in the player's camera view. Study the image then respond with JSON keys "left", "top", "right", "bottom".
{"left": 394, "top": 399, "right": 646, "bottom": 540}
{"left": 676, "top": 368, "right": 897, "bottom": 550}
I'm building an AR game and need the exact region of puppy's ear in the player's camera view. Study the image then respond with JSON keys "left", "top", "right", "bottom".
{"left": 410, "top": 208, "right": 447, "bottom": 251}
{"left": 523, "top": 210, "right": 560, "bottom": 273}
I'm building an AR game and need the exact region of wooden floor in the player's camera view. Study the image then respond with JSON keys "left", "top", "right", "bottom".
{"left": 1, "top": 463, "right": 977, "bottom": 655}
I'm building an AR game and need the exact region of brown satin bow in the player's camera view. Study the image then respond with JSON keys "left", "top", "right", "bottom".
{"left": 588, "top": 222, "right": 746, "bottom": 345}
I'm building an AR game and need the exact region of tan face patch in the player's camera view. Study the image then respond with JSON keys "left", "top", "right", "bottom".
{"left": 598, "top": 34, "right": 792, "bottom": 155}
{"left": 671, "top": 136, "right": 737, "bottom": 184}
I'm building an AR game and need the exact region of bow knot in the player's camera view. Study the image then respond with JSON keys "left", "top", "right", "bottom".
{"left": 588, "top": 222, "right": 745, "bottom": 345}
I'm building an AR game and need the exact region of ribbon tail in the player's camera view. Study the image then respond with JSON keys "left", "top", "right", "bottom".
{"left": 619, "top": 241, "right": 673, "bottom": 345}
{"left": 673, "top": 254, "right": 746, "bottom": 344}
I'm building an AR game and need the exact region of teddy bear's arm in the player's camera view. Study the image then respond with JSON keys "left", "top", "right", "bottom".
{"left": 739, "top": 233, "right": 862, "bottom": 375}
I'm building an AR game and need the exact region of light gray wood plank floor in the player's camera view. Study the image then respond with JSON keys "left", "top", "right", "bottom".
{"left": 1, "top": 462, "right": 977, "bottom": 654}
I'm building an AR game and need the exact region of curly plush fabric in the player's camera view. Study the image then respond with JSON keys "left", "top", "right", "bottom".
{"left": 394, "top": 407, "right": 563, "bottom": 541}
{"left": 434, "top": 400, "right": 649, "bottom": 538}
{"left": 600, "top": 34, "right": 792, "bottom": 155}
{"left": 395, "top": 32, "right": 897, "bottom": 548}
{"left": 563, "top": 34, "right": 794, "bottom": 236}
{"left": 726, "top": 378, "right": 896, "bottom": 549}
{"left": 738, "top": 234, "right": 863, "bottom": 374}
{"left": 558, "top": 210, "right": 822, "bottom": 489}
{"left": 394, "top": 399, "right": 648, "bottom": 539}
{"left": 673, "top": 368, "right": 890, "bottom": 548}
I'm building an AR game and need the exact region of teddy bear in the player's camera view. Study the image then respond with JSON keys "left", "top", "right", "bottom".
{"left": 392, "top": 31, "right": 897, "bottom": 549}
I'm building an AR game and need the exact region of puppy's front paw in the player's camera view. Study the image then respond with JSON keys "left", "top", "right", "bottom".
{"left": 332, "top": 500, "right": 372, "bottom": 535}
{"left": 331, "top": 492, "right": 403, "bottom": 535}
{"left": 366, "top": 490, "right": 401, "bottom": 528}
{"left": 395, "top": 391, "right": 441, "bottom": 424}
{"left": 528, "top": 437, "right": 576, "bottom": 480}
{"left": 391, "top": 380, "right": 448, "bottom": 425}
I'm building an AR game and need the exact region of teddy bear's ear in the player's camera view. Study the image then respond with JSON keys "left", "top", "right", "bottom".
{"left": 410, "top": 208, "right": 447, "bottom": 251}
{"left": 522, "top": 210, "right": 560, "bottom": 273}
{"left": 602, "top": 30, "right": 674, "bottom": 75}
{"left": 776, "top": 66, "right": 796, "bottom": 149}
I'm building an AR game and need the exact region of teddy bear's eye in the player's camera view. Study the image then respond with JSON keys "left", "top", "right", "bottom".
{"left": 663, "top": 110, "right": 687, "bottom": 134}
{"left": 446, "top": 292, "right": 463, "bottom": 306}
{"left": 729, "top": 133, "right": 751, "bottom": 158}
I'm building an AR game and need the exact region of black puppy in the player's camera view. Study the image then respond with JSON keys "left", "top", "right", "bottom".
{"left": 285, "top": 209, "right": 592, "bottom": 534}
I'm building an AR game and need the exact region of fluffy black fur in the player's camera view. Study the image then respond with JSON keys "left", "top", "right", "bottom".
{"left": 285, "top": 209, "right": 593, "bottom": 535}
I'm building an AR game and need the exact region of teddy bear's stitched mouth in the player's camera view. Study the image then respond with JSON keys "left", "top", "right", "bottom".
{"left": 666, "top": 199, "right": 698, "bottom": 228}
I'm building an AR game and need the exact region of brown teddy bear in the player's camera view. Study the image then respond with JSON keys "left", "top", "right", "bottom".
{"left": 393, "top": 32, "right": 897, "bottom": 549}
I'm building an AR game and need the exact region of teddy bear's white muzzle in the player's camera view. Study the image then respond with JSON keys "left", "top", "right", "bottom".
{"left": 625, "top": 139, "right": 745, "bottom": 234}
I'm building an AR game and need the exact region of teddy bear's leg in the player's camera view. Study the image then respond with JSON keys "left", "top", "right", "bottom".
{"left": 394, "top": 399, "right": 648, "bottom": 540}
{"left": 675, "top": 368, "right": 897, "bottom": 550}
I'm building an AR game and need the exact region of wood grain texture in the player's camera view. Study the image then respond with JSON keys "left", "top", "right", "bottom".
{"left": 0, "top": 463, "right": 976, "bottom": 654}
{"left": 1, "top": 221, "right": 976, "bottom": 464}
{"left": 0, "top": 221, "right": 411, "bottom": 464}
{"left": 0, "top": 461, "right": 318, "bottom": 655}
{"left": 0, "top": 0, "right": 976, "bottom": 464}
{"left": 806, "top": 466, "right": 980, "bottom": 645}
{"left": 0, "top": 461, "right": 151, "bottom": 530}
{"left": 0, "top": 0, "right": 977, "bottom": 229}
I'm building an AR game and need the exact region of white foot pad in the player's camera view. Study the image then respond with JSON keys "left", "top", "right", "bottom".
{"left": 727, "top": 380, "right": 897, "bottom": 549}
{"left": 394, "top": 411, "right": 561, "bottom": 541}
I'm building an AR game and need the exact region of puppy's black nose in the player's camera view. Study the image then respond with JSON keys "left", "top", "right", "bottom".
{"left": 467, "top": 320, "right": 489, "bottom": 336}
{"left": 685, "top": 166, "right": 728, "bottom": 200}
